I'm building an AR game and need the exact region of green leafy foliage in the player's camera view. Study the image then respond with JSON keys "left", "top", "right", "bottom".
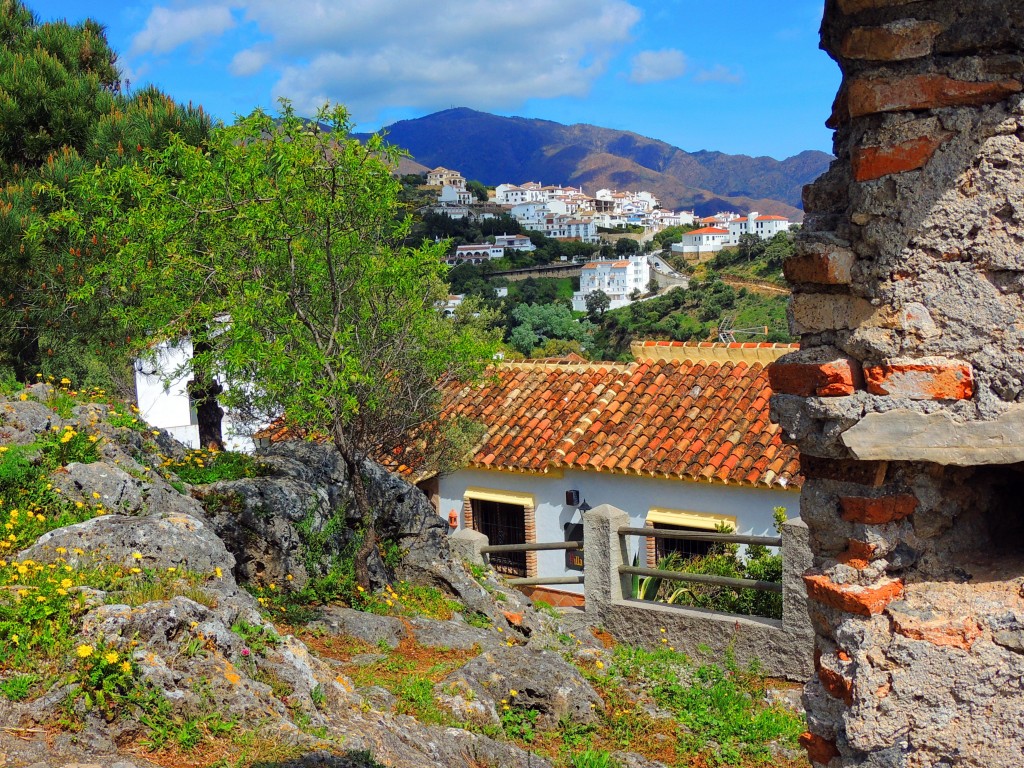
{"left": 44, "top": 101, "right": 497, "bottom": 586}
{"left": 168, "top": 449, "right": 265, "bottom": 486}
{"left": 0, "top": 2, "right": 212, "bottom": 384}
{"left": 652, "top": 508, "right": 787, "bottom": 619}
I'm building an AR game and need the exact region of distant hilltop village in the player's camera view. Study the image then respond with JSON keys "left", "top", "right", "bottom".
{"left": 420, "top": 165, "right": 795, "bottom": 314}
{"left": 424, "top": 166, "right": 700, "bottom": 251}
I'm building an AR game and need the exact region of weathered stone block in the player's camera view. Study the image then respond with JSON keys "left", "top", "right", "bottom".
{"left": 804, "top": 573, "right": 904, "bottom": 616}
{"left": 784, "top": 248, "right": 855, "bottom": 284}
{"left": 839, "top": 494, "right": 918, "bottom": 524}
{"left": 847, "top": 75, "right": 1022, "bottom": 118}
{"left": 852, "top": 133, "right": 950, "bottom": 181}
{"left": 791, "top": 294, "right": 876, "bottom": 334}
{"left": 840, "top": 20, "right": 944, "bottom": 61}
{"left": 863, "top": 361, "right": 974, "bottom": 400}
{"left": 799, "top": 731, "right": 840, "bottom": 765}
{"left": 841, "top": 406, "right": 1024, "bottom": 465}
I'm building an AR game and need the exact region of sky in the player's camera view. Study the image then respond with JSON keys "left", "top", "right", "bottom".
{"left": 27, "top": 1, "right": 841, "bottom": 160}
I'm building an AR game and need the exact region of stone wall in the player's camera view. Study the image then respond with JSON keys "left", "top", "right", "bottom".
{"left": 769, "top": 1, "right": 1024, "bottom": 766}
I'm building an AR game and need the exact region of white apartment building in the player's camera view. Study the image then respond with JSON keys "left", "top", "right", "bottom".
{"left": 571, "top": 254, "right": 650, "bottom": 311}
{"left": 725, "top": 212, "right": 791, "bottom": 245}
{"left": 439, "top": 184, "right": 473, "bottom": 206}
{"left": 495, "top": 182, "right": 547, "bottom": 205}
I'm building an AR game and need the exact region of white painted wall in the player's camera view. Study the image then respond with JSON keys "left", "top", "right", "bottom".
{"left": 134, "top": 340, "right": 258, "bottom": 452}
{"left": 438, "top": 467, "right": 799, "bottom": 595}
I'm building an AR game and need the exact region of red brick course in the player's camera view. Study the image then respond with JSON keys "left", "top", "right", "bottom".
{"left": 819, "top": 665, "right": 855, "bottom": 705}
{"left": 840, "top": 494, "right": 919, "bottom": 525}
{"left": 783, "top": 249, "right": 854, "bottom": 284}
{"left": 769, "top": 359, "right": 864, "bottom": 397}
{"left": 847, "top": 75, "right": 1022, "bottom": 118}
{"left": 804, "top": 573, "right": 905, "bottom": 616}
{"left": 799, "top": 732, "right": 840, "bottom": 765}
{"left": 852, "top": 134, "right": 950, "bottom": 181}
{"left": 840, "top": 21, "right": 944, "bottom": 61}
{"left": 837, "top": 539, "right": 879, "bottom": 569}
{"left": 863, "top": 362, "right": 974, "bottom": 400}
{"left": 891, "top": 614, "right": 983, "bottom": 650}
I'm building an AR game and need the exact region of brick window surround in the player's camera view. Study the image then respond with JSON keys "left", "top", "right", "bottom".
{"left": 462, "top": 487, "right": 537, "bottom": 578}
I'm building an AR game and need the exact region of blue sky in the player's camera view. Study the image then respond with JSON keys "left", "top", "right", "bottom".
{"left": 28, "top": 1, "right": 840, "bottom": 160}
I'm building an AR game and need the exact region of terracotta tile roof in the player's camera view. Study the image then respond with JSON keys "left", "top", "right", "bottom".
{"left": 687, "top": 227, "right": 729, "bottom": 235}
{"left": 443, "top": 359, "right": 799, "bottom": 489}
{"left": 256, "top": 349, "right": 802, "bottom": 490}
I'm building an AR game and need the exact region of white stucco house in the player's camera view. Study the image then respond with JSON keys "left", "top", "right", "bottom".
{"left": 493, "top": 233, "right": 536, "bottom": 252}
{"left": 445, "top": 243, "right": 505, "bottom": 265}
{"left": 671, "top": 226, "right": 731, "bottom": 256}
{"left": 571, "top": 254, "right": 650, "bottom": 311}
{"left": 427, "top": 167, "right": 466, "bottom": 189}
{"left": 425, "top": 341, "right": 801, "bottom": 606}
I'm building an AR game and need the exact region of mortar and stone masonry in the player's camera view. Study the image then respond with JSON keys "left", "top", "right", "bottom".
{"left": 767, "top": 1, "right": 1024, "bottom": 766}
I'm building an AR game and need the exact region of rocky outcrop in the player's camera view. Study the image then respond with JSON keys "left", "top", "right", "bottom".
{"left": 196, "top": 441, "right": 449, "bottom": 590}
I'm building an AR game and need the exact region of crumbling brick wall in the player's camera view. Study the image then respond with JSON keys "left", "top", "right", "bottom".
{"left": 768, "top": 1, "right": 1024, "bottom": 766}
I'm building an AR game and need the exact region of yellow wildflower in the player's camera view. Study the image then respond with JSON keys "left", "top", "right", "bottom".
{"left": 132, "top": 552, "right": 143, "bottom": 560}
{"left": 214, "top": 567, "right": 222, "bottom": 578}
{"left": 595, "top": 660, "right": 604, "bottom": 669}
{"left": 61, "top": 578, "right": 73, "bottom": 588}
{"left": 120, "top": 661, "right": 132, "bottom": 674}
{"left": 104, "top": 651, "right": 119, "bottom": 664}
{"left": 76, "top": 644, "right": 94, "bottom": 658}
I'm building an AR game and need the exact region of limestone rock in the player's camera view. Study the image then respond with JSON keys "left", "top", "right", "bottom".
{"left": 436, "top": 645, "right": 603, "bottom": 729}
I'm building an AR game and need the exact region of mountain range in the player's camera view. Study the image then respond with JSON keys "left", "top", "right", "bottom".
{"left": 359, "top": 108, "right": 833, "bottom": 218}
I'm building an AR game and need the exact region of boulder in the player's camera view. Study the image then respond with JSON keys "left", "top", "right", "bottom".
{"left": 436, "top": 645, "right": 604, "bottom": 729}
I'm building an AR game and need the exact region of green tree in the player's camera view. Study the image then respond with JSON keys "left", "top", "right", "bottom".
{"left": 466, "top": 179, "right": 488, "bottom": 202}
{"left": 508, "top": 303, "right": 592, "bottom": 356}
{"left": 615, "top": 237, "right": 640, "bottom": 255}
{"left": 0, "top": 1, "right": 210, "bottom": 385}
{"left": 585, "top": 289, "right": 611, "bottom": 320}
{"left": 46, "top": 103, "right": 496, "bottom": 587}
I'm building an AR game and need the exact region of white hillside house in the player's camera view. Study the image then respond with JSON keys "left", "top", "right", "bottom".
{"left": 671, "top": 226, "right": 731, "bottom": 255}
{"left": 134, "top": 340, "right": 256, "bottom": 452}
{"left": 571, "top": 254, "right": 649, "bottom": 311}
{"left": 427, "top": 167, "right": 466, "bottom": 189}
{"left": 493, "top": 233, "right": 536, "bottom": 252}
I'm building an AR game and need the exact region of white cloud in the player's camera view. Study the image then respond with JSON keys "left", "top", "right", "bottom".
{"left": 223, "top": 0, "right": 642, "bottom": 120}
{"left": 628, "top": 49, "right": 686, "bottom": 84}
{"left": 694, "top": 64, "right": 743, "bottom": 85}
{"left": 130, "top": 5, "right": 237, "bottom": 57}
{"left": 229, "top": 46, "right": 270, "bottom": 76}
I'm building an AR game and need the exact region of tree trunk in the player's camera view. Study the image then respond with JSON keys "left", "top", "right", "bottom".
{"left": 340, "top": 448, "right": 377, "bottom": 590}
{"left": 188, "top": 375, "right": 224, "bottom": 450}
{"left": 187, "top": 339, "right": 224, "bottom": 450}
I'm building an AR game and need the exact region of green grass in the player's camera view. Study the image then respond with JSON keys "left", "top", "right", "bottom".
{"left": 168, "top": 449, "right": 265, "bottom": 485}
